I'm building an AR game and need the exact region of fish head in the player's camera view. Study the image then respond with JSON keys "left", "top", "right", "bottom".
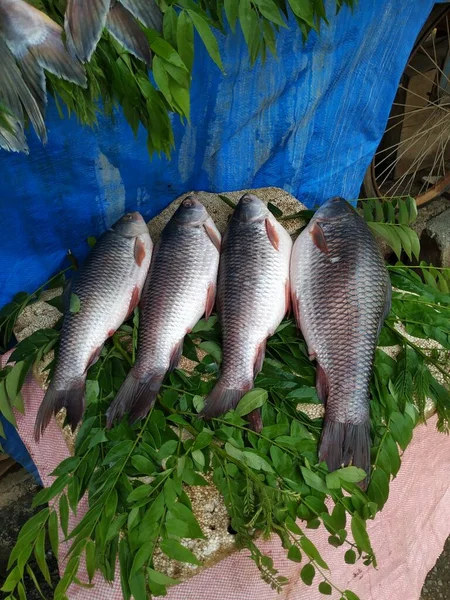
{"left": 174, "top": 196, "right": 209, "bottom": 226}
{"left": 111, "top": 212, "right": 148, "bottom": 238}
{"left": 312, "top": 197, "right": 355, "bottom": 222}
{"left": 234, "top": 194, "right": 267, "bottom": 223}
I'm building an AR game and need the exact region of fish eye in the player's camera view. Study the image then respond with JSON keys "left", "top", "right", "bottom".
{"left": 124, "top": 213, "right": 132, "bottom": 220}
{"left": 183, "top": 199, "right": 193, "bottom": 208}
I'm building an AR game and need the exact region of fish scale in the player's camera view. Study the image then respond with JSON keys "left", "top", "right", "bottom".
{"left": 291, "top": 197, "right": 390, "bottom": 487}
{"left": 201, "top": 194, "right": 292, "bottom": 428}
{"left": 106, "top": 197, "right": 221, "bottom": 427}
{"left": 35, "top": 212, "right": 152, "bottom": 441}
{"left": 135, "top": 219, "right": 219, "bottom": 377}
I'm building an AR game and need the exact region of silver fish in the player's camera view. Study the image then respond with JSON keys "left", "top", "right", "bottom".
{"left": 106, "top": 196, "right": 221, "bottom": 426}
{"left": 0, "top": 0, "right": 87, "bottom": 150}
{"left": 290, "top": 197, "right": 391, "bottom": 487}
{"left": 64, "top": 0, "right": 162, "bottom": 64}
{"left": 35, "top": 212, "right": 152, "bottom": 441}
{"left": 200, "top": 194, "right": 292, "bottom": 429}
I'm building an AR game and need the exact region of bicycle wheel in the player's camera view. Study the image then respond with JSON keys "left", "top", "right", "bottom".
{"left": 363, "top": 4, "right": 450, "bottom": 206}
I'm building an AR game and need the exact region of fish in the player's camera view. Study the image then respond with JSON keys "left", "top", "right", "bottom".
{"left": 34, "top": 212, "right": 152, "bottom": 441}
{"left": 0, "top": 0, "right": 87, "bottom": 151}
{"left": 200, "top": 194, "right": 292, "bottom": 428}
{"left": 290, "top": 196, "right": 391, "bottom": 488}
{"left": 64, "top": 0, "right": 163, "bottom": 64}
{"left": 106, "top": 196, "right": 221, "bottom": 427}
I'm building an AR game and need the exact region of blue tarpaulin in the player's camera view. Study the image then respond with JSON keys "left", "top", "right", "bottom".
{"left": 0, "top": 0, "right": 438, "bottom": 309}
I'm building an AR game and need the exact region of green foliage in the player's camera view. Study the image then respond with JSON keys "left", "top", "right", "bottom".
{"left": 7, "top": 0, "right": 355, "bottom": 156}
{"left": 361, "top": 196, "right": 420, "bottom": 260}
{"left": 2, "top": 195, "right": 450, "bottom": 599}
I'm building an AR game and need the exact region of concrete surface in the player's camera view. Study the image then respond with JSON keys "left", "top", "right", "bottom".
{"left": 421, "top": 206, "right": 450, "bottom": 267}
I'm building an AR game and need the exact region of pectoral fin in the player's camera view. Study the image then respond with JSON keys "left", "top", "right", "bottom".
{"left": 265, "top": 217, "right": 280, "bottom": 251}
{"left": 310, "top": 222, "right": 329, "bottom": 254}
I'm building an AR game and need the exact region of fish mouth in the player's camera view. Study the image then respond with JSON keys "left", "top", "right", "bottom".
{"left": 122, "top": 211, "right": 145, "bottom": 223}
{"left": 235, "top": 193, "right": 267, "bottom": 223}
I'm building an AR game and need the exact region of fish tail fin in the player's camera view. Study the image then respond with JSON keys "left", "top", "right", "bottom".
{"left": 246, "top": 408, "right": 263, "bottom": 432}
{"left": 106, "top": 2, "right": 151, "bottom": 64}
{"left": 200, "top": 381, "right": 247, "bottom": 419}
{"left": 319, "top": 419, "right": 371, "bottom": 490}
{"left": 34, "top": 379, "right": 85, "bottom": 442}
{"left": 106, "top": 370, "right": 164, "bottom": 428}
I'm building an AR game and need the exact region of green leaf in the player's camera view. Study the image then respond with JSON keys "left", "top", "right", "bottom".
{"left": 129, "top": 569, "right": 146, "bottom": 600}
{"left": 288, "top": 0, "right": 314, "bottom": 26}
{"left": 85, "top": 540, "right": 96, "bottom": 582}
{"left": 253, "top": 0, "right": 286, "bottom": 26}
{"left": 395, "top": 225, "right": 412, "bottom": 260}
{"left": 344, "top": 549, "right": 356, "bottom": 564}
{"left": 160, "top": 538, "right": 202, "bottom": 565}
{"left": 397, "top": 199, "right": 409, "bottom": 225}
{"left": 34, "top": 528, "right": 51, "bottom": 584}
{"left": 103, "top": 440, "right": 134, "bottom": 465}
{"left": 242, "top": 450, "right": 274, "bottom": 473}
{"left": 131, "top": 455, "right": 155, "bottom": 476}
{"left": 166, "top": 518, "right": 204, "bottom": 539}
{"left": 1, "top": 565, "right": 21, "bottom": 592}
{"left": 153, "top": 57, "right": 174, "bottom": 107}
{"left": 300, "top": 563, "right": 315, "bottom": 586}
{"left": 235, "top": 388, "right": 268, "bottom": 416}
{"left": 105, "top": 514, "right": 127, "bottom": 542}
{"left": 127, "top": 484, "right": 152, "bottom": 503}
{"left": 319, "top": 582, "right": 332, "bottom": 595}
{"left": 147, "top": 568, "right": 180, "bottom": 586}
{"left": 48, "top": 511, "right": 59, "bottom": 559}
{"left": 59, "top": 494, "right": 69, "bottom": 537}
{"left": 335, "top": 466, "right": 366, "bottom": 484}
{"left": 198, "top": 341, "right": 222, "bottom": 362}
{"left": 300, "top": 537, "right": 329, "bottom": 570}
{"left": 70, "top": 293, "right": 81, "bottom": 313}
{"left": 367, "top": 222, "right": 401, "bottom": 259}
{"left": 26, "top": 565, "right": 46, "bottom": 599}
{"left": 351, "top": 516, "right": 372, "bottom": 555}
{"left": 406, "top": 196, "right": 418, "bottom": 223}
{"left": 367, "top": 467, "right": 389, "bottom": 510}
{"left": 224, "top": 0, "right": 239, "bottom": 31}
{"left": 0, "top": 380, "right": 17, "bottom": 426}
{"left": 344, "top": 591, "right": 361, "bottom": 600}
{"left": 158, "top": 439, "right": 178, "bottom": 460}
{"left": 177, "top": 11, "right": 195, "bottom": 71}
{"left": 87, "top": 236, "right": 97, "bottom": 248}
{"left": 131, "top": 541, "right": 154, "bottom": 574}
{"left": 187, "top": 11, "right": 223, "bottom": 71}
{"left": 192, "top": 430, "right": 213, "bottom": 450}
{"left": 301, "top": 467, "right": 328, "bottom": 494}
{"left": 287, "top": 545, "right": 302, "bottom": 562}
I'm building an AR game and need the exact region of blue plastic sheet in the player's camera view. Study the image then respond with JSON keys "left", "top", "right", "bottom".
{"left": 0, "top": 0, "right": 437, "bottom": 308}
{"left": 0, "top": 0, "right": 441, "bottom": 479}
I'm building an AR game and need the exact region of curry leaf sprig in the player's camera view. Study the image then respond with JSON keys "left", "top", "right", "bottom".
{"left": 13, "top": 0, "right": 356, "bottom": 156}
{"left": 3, "top": 195, "right": 450, "bottom": 599}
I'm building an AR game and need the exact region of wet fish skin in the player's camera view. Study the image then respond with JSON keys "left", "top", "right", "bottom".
{"left": 200, "top": 194, "right": 292, "bottom": 427}
{"left": 106, "top": 196, "right": 221, "bottom": 427}
{"left": 290, "top": 197, "right": 391, "bottom": 487}
{"left": 35, "top": 212, "right": 152, "bottom": 441}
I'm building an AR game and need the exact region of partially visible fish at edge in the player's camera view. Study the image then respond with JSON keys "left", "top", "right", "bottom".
{"left": 34, "top": 212, "right": 152, "bottom": 441}
{"left": 290, "top": 197, "right": 391, "bottom": 489}
{"left": 200, "top": 193, "right": 292, "bottom": 430}
{"left": 106, "top": 196, "right": 221, "bottom": 427}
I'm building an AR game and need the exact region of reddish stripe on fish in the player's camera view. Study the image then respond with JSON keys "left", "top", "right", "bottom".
{"left": 309, "top": 221, "right": 329, "bottom": 254}
{"left": 134, "top": 237, "right": 146, "bottom": 266}
{"left": 265, "top": 217, "right": 280, "bottom": 250}
{"left": 127, "top": 285, "right": 140, "bottom": 319}
{"left": 205, "top": 282, "right": 216, "bottom": 320}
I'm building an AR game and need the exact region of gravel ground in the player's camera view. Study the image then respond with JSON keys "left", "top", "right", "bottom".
{"left": 420, "top": 538, "right": 450, "bottom": 600}
{"left": 0, "top": 466, "right": 448, "bottom": 599}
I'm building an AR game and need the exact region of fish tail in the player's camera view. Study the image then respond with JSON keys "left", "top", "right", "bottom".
{"left": 106, "top": 2, "right": 151, "bottom": 64}
{"left": 200, "top": 381, "right": 247, "bottom": 419}
{"left": 246, "top": 408, "right": 263, "bottom": 432}
{"left": 106, "top": 370, "right": 164, "bottom": 428}
{"left": 34, "top": 379, "right": 85, "bottom": 442}
{"left": 319, "top": 419, "right": 371, "bottom": 490}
